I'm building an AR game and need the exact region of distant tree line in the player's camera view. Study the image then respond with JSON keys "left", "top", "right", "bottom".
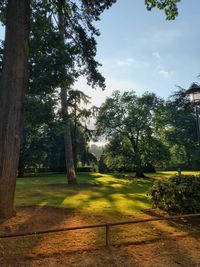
{"left": 96, "top": 90, "right": 200, "bottom": 175}
{"left": 18, "top": 89, "right": 97, "bottom": 177}
{"left": 18, "top": 88, "right": 200, "bottom": 177}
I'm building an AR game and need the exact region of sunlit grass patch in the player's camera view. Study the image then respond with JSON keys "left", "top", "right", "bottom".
{"left": 15, "top": 171, "right": 200, "bottom": 215}
{"left": 15, "top": 172, "right": 153, "bottom": 214}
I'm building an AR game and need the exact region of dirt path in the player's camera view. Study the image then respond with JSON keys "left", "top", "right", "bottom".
{"left": 1, "top": 235, "right": 200, "bottom": 267}
{"left": 0, "top": 206, "right": 200, "bottom": 267}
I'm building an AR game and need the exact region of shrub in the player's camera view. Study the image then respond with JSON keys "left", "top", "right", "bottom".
{"left": 149, "top": 175, "right": 200, "bottom": 213}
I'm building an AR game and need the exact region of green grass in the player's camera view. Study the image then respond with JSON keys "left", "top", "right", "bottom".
{"left": 15, "top": 171, "right": 200, "bottom": 215}
{"left": 1, "top": 170, "right": 198, "bottom": 263}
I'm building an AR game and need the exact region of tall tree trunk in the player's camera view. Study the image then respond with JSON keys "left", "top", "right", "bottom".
{"left": 73, "top": 100, "right": 78, "bottom": 172}
{"left": 135, "top": 155, "right": 145, "bottom": 178}
{"left": 0, "top": 0, "right": 30, "bottom": 219}
{"left": 61, "top": 88, "right": 77, "bottom": 184}
{"left": 58, "top": 10, "right": 77, "bottom": 185}
{"left": 129, "top": 138, "right": 145, "bottom": 178}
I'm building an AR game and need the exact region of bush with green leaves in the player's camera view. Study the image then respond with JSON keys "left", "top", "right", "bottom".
{"left": 149, "top": 175, "right": 200, "bottom": 213}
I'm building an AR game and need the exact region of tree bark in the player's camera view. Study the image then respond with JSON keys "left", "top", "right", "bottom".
{"left": 134, "top": 152, "right": 145, "bottom": 177}
{"left": 58, "top": 10, "right": 77, "bottom": 185}
{"left": 73, "top": 100, "right": 78, "bottom": 172}
{"left": 61, "top": 88, "right": 77, "bottom": 184}
{"left": 0, "top": 0, "right": 30, "bottom": 219}
{"left": 129, "top": 138, "right": 145, "bottom": 178}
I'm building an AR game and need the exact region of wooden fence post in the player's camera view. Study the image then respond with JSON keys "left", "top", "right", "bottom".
{"left": 106, "top": 224, "right": 110, "bottom": 247}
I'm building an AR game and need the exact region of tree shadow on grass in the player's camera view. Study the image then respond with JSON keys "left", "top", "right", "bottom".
{"left": 107, "top": 213, "right": 200, "bottom": 266}
{"left": 0, "top": 205, "right": 67, "bottom": 264}
{"left": 0, "top": 174, "right": 151, "bottom": 264}
{"left": 1, "top": 172, "right": 200, "bottom": 265}
{"left": 16, "top": 174, "right": 152, "bottom": 211}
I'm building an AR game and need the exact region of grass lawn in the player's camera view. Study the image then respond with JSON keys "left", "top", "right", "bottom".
{"left": 1, "top": 171, "right": 200, "bottom": 266}
{"left": 15, "top": 172, "right": 155, "bottom": 215}
{"left": 15, "top": 171, "right": 200, "bottom": 215}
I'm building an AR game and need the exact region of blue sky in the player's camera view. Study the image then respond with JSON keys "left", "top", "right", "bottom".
{"left": 0, "top": 0, "right": 200, "bottom": 106}
{"left": 76, "top": 0, "right": 200, "bottom": 106}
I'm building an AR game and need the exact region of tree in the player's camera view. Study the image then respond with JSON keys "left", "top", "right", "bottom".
{"left": 96, "top": 91, "right": 165, "bottom": 177}
{"left": 102, "top": 135, "right": 135, "bottom": 172}
{"left": 57, "top": 4, "right": 77, "bottom": 184}
{"left": 164, "top": 98, "right": 200, "bottom": 170}
{"left": 0, "top": 0, "right": 116, "bottom": 219}
{"left": 18, "top": 93, "right": 56, "bottom": 177}
{"left": 68, "top": 89, "right": 93, "bottom": 170}
{"left": 0, "top": 0, "right": 30, "bottom": 219}
{"left": 102, "top": 132, "right": 170, "bottom": 173}
{"left": 18, "top": 88, "right": 96, "bottom": 176}
{"left": 32, "top": 0, "right": 115, "bottom": 184}
{"left": 46, "top": 120, "right": 96, "bottom": 172}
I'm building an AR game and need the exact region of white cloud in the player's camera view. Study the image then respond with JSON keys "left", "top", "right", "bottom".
{"left": 116, "top": 58, "right": 135, "bottom": 67}
{"left": 159, "top": 70, "right": 169, "bottom": 77}
{"left": 159, "top": 69, "right": 174, "bottom": 77}
{"left": 101, "top": 58, "right": 136, "bottom": 70}
{"left": 152, "top": 51, "right": 161, "bottom": 60}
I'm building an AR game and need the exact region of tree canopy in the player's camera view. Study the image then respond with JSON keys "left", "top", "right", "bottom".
{"left": 145, "top": 0, "right": 180, "bottom": 20}
{"left": 96, "top": 91, "right": 167, "bottom": 176}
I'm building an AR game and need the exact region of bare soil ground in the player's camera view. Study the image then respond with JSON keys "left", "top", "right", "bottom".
{"left": 0, "top": 206, "right": 200, "bottom": 267}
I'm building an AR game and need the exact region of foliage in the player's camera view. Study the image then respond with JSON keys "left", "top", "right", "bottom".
{"left": 19, "top": 85, "right": 200, "bottom": 175}
{"left": 29, "top": 0, "right": 118, "bottom": 91}
{"left": 18, "top": 90, "right": 57, "bottom": 176}
{"left": 164, "top": 98, "right": 200, "bottom": 170}
{"left": 19, "top": 89, "right": 96, "bottom": 175}
{"left": 96, "top": 91, "right": 168, "bottom": 176}
{"left": 0, "top": 0, "right": 116, "bottom": 175}
{"left": 102, "top": 135, "right": 135, "bottom": 172}
{"left": 102, "top": 134, "right": 170, "bottom": 172}
{"left": 145, "top": 0, "right": 180, "bottom": 20}
{"left": 68, "top": 89, "right": 97, "bottom": 168}
{"left": 17, "top": 0, "right": 115, "bottom": 177}
{"left": 149, "top": 175, "right": 200, "bottom": 213}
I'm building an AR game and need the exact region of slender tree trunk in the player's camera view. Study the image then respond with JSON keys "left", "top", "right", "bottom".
{"left": 65, "top": 119, "right": 77, "bottom": 184}
{"left": 58, "top": 10, "right": 77, "bottom": 185}
{"left": 0, "top": 0, "right": 30, "bottom": 219}
{"left": 61, "top": 88, "right": 77, "bottom": 184}
{"left": 73, "top": 101, "right": 78, "bottom": 172}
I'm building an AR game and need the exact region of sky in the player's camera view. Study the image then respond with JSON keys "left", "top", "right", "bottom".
{"left": 0, "top": 0, "right": 200, "bottom": 107}
{"left": 74, "top": 0, "right": 200, "bottom": 106}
